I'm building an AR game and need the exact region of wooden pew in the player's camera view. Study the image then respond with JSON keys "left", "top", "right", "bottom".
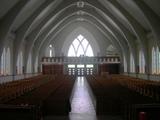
{"left": 5, "top": 75, "right": 75, "bottom": 117}
{"left": 0, "top": 104, "right": 40, "bottom": 120}
{"left": 129, "top": 104, "right": 160, "bottom": 120}
{"left": 43, "top": 75, "right": 75, "bottom": 115}
{"left": 0, "top": 75, "right": 53, "bottom": 103}
{"left": 86, "top": 74, "right": 158, "bottom": 119}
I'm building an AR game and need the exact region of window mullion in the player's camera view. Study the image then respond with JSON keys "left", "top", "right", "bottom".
{"left": 84, "top": 43, "right": 90, "bottom": 55}
{"left": 72, "top": 44, "right": 77, "bottom": 56}
{"left": 76, "top": 39, "right": 81, "bottom": 56}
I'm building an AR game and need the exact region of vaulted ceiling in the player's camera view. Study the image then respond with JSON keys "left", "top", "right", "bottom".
{"left": 0, "top": 0, "right": 160, "bottom": 68}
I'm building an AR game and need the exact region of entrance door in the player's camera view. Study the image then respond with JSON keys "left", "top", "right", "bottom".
{"left": 68, "top": 64, "right": 75, "bottom": 75}
{"left": 86, "top": 64, "right": 94, "bottom": 75}
{"left": 67, "top": 64, "right": 95, "bottom": 76}
{"left": 77, "top": 64, "right": 85, "bottom": 76}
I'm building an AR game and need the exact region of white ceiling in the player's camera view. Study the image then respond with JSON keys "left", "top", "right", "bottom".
{"left": 0, "top": 0, "right": 20, "bottom": 19}
{"left": 143, "top": 0, "right": 160, "bottom": 17}
{"left": 117, "top": 0, "right": 150, "bottom": 31}
{"left": 0, "top": 0, "right": 160, "bottom": 57}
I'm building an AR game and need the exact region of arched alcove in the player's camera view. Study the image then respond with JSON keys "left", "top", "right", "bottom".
{"left": 62, "top": 27, "right": 100, "bottom": 56}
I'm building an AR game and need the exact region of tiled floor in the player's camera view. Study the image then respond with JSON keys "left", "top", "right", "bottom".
{"left": 44, "top": 77, "right": 122, "bottom": 120}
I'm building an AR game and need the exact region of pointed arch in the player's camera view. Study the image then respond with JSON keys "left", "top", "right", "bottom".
{"left": 68, "top": 35, "right": 94, "bottom": 57}
{"left": 62, "top": 27, "right": 100, "bottom": 56}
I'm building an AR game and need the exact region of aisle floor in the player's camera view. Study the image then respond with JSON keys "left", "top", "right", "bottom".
{"left": 71, "top": 77, "right": 96, "bottom": 114}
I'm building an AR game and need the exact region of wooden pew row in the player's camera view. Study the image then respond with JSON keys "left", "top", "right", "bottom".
{"left": 86, "top": 75, "right": 112, "bottom": 115}
{"left": 0, "top": 104, "right": 40, "bottom": 120}
{"left": 0, "top": 75, "right": 53, "bottom": 103}
{"left": 6, "top": 75, "right": 60, "bottom": 105}
{"left": 129, "top": 104, "right": 160, "bottom": 120}
{"left": 111, "top": 75, "right": 160, "bottom": 102}
{"left": 43, "top": 75, "right": 75, "bottom": 115}
{"left": 0, "top": 75, "right": 44, "bottom": 89}
{"left": 86, "top": 75, "right": 157, "bottom": 119}
{"left": 5, "top": 75, "right": 75, "bottom": 117}
{"left": 97, "top": 77, "right": 154, "bottom": 118}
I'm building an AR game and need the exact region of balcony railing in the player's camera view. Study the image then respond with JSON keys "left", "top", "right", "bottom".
{"left": 41, "top": 56, "right": 120, "bottom": 64}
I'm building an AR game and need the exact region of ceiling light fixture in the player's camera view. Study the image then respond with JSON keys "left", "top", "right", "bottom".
{"left": 77, "top": 10, "right": 85, "bottom": 15}
{"left": 77, "top": 1, "right": 84, "bottom": 8}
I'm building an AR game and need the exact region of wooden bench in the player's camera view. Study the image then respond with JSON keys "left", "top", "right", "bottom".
{"left": 5, "top": 75, "right": 75, "bottom": 117}
{"left": 0, "top": 104, "right": 40, "bottom": 120}
{"left": 86, "top": 75, "right": 158, "bottom": 119}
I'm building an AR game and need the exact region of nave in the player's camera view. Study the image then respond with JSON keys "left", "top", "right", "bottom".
{"left": 1, "top": 0, "right": 160, "bottom": 120}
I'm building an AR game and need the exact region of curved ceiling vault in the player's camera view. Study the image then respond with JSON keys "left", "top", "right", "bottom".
{"left": 0, "top": 0, "right": 160, "bottom": 71}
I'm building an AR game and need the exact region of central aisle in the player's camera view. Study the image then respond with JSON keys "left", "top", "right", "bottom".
{"left": 69, "top": 76, "right": 98, "bottom": 120}
{"left": 70, "top": 77, "right": 96, "bottom": 114}
{"left": 69, "top": 77, "right": 122, "bottom": 120}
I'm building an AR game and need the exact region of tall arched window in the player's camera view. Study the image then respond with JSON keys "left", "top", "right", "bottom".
{"left": 68, "top": 35, "right": 94, "bottom": 57}
{"left": 130, "top": 54, "right": 135, "bottom": 73}
{"left": 152, "top": 47, "right": 156, "bottom": 74}
{"left": 151, "top": 47, "right": 160, "bottom": 74}
{"left": 6, "top": 48, "right": 11, "bottom": 75}
{"left": 49, "top": 44, "right": 53, "bottom": 57}
{"left": 17, "top": 52, "right": 23, "bottom": 74}
{"left": 124, "top": 56, "right": 127, "bottom": 72}
{"left": 27, "top": 53, "right": 32, "bottom": 73}
{"left": 156, "top": 47, "right": 159, "bottom": 74}
{"left": 158, "top": 49, "right": 160, "bottom": 74}
{"left": 34, "top": 56, "right": 38, "bottom": 73}
{"left": 1, "top": 48, "right": 6, "bottom": 75}
{"left": 0, "top": 54, "right": 2, "bottom": 75}
{"left": 139, "top": 50, "right": 145, "bottom": 73}
{"left": 0, "top": 48, "right": 11, "bottom": 75}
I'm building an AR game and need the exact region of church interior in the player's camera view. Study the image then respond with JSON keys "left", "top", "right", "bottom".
{"left": 0, "top": 0, "right": 160, "bottom": 120}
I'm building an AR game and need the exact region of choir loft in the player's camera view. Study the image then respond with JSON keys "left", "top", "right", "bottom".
{"left": 0, "top": 0, "right": 160, "bottom": 120}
